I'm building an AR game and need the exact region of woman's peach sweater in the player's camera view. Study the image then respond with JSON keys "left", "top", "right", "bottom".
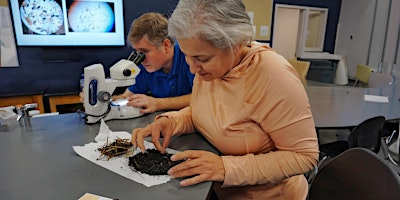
{"left": 162, "top": 43, "right": 319, "bottom": 199}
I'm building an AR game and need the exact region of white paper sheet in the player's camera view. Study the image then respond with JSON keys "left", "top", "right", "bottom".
{"left": 364, "top": 94, "right": 389, "bottom": 103}
{"left": 73, "top": 120, "right": 178, "bottom": 187}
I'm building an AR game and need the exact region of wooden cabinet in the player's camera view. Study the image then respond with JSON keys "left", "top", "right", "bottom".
{"left": 0, "top": 95, "right": 45, "bottom": 113}
{"left": 48, "top": 94, "right": 81, "bottom": 113}
{"left": 1, "top": 94, "right": 83, "bottom": 114}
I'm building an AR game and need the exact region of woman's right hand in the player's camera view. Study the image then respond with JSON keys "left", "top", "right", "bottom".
{"left": 151, "top": 116, "right": 174, "bottom": 154}
{"left": 131, "top": 116, "right": 174, "bottom": 154}
{"left": 131, "top": 123, "right": 153, "bottom": 152}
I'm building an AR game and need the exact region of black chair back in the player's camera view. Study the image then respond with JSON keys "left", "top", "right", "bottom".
{"left": 309, "top": 148, "right": 400, "bottom": 200}
{"left": 347, "top": 116, "right": 386, "bottom": 153}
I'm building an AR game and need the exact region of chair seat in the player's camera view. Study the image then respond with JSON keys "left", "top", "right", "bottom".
{"left": 319, "top": 141, "right": 349, "bottom": 158}
{"left": 353, "top": 64, "right": 373, "bottom": 87}
{"left": 367, "top": 72, "right": 394, "bottom": 88}
{"left": 288, "top": 58, "right": 310, "bottom": 85}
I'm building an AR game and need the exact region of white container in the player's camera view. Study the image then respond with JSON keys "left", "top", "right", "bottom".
{"left": 0, "top": 106, "right": 17, "bottom": 126}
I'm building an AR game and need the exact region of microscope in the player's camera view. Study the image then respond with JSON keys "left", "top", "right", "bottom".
{"left": 83, "top": 51, "right": 145, "bottom": 124}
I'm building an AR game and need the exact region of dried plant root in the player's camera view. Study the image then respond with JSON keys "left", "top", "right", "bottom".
{"left": 97, "top": 138, "right": 133, "bottom": 160}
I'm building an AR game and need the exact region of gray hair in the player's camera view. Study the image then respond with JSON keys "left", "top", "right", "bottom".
{"left": 168, "top": 0, "right": 254, "bottom": 53}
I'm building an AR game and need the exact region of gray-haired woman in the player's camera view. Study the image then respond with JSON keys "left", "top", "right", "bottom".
{"left": 132, "top": 1, "right": 319, "bottom": 199}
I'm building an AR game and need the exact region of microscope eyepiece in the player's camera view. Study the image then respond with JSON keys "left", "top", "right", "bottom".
{"left": 127, "top": 51, "right": 137, "bottom": 60}
{"left": 127, "top": 51, "right": 146, "bottom": 65}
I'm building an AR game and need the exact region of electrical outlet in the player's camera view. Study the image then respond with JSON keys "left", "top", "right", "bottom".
{"left": 260, "top": 26, "right": 268, "bottom": 36}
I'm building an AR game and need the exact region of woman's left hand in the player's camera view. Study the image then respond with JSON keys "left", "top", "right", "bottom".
{"left": 168, "top": 150, "right": 225, "bottom": 186}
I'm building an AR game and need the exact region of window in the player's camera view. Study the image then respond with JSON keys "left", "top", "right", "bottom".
{"left": 296, "top": 7, "right": 328, "bottom": 57}
{"left": 272, "top": 4, "right": 328, "bottom": 59}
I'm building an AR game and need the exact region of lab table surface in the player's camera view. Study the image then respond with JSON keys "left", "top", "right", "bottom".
{"left": 0, "top": 112, "right": 218, "bottom": 200}
{"left": 306, "top": 83, "right": 400, "bottom": 128}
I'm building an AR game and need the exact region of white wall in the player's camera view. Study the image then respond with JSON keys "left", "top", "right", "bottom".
{"left": 381, "top": 0, "right": 400, "bottom": 76}
{"left": 336, "top": 0, "right": 400, "bottom": 77}
{"left": 367, "top": 0, "right": 390, "bottom": 72}
{"left": 335, "top": 0, "right": 376, "bottom": 77}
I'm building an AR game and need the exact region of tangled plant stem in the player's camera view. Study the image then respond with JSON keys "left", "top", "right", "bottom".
{"left": 97, "top": 138, "right": 133, "bottom": 160}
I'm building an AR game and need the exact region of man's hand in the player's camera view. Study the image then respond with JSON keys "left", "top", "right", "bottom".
{"left": 127, "top": 94, "right": 158, "bottom": 114}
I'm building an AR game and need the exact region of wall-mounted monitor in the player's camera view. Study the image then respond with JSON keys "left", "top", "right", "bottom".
{"left": 9, "top": 0, "right": 125, "bottom": 46}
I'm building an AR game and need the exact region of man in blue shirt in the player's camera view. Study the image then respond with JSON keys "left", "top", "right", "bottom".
{"left": 111, "top": 13, "right": 194, "bottom": 114}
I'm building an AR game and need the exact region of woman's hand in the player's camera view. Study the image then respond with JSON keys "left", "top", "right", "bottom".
{"left": 127, "top": 94, "right": 158, "bottom": 114}
{"left": 131, "top": 116, "right": 173, "bottom": 153}
{"left": 151, "top": 116, "right": 174, "bottom": 154}
{"left": 168, "top": 150, "right": 225, "bottom": 186}
{"left": 131, "top": 123, "right": 153, "bottom": 152}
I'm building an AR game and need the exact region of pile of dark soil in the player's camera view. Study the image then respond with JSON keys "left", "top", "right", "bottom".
{"left": 128, "top": 149, "right": 183, "bottom": 175}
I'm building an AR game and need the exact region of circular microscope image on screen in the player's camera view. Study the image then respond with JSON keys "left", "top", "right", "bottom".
{"left": 68, "top": 1, "right": 115, "bottom": 32}
{"left": 20, "top": 0, "right": 64, "bottom": 35}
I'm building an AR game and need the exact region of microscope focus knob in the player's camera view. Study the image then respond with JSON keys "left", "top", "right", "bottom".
{"left": 97, "top": 91, "right": 111, "bottom": 102}
{"left": 123, "top": 69, "right": 131, "bottom": 77}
